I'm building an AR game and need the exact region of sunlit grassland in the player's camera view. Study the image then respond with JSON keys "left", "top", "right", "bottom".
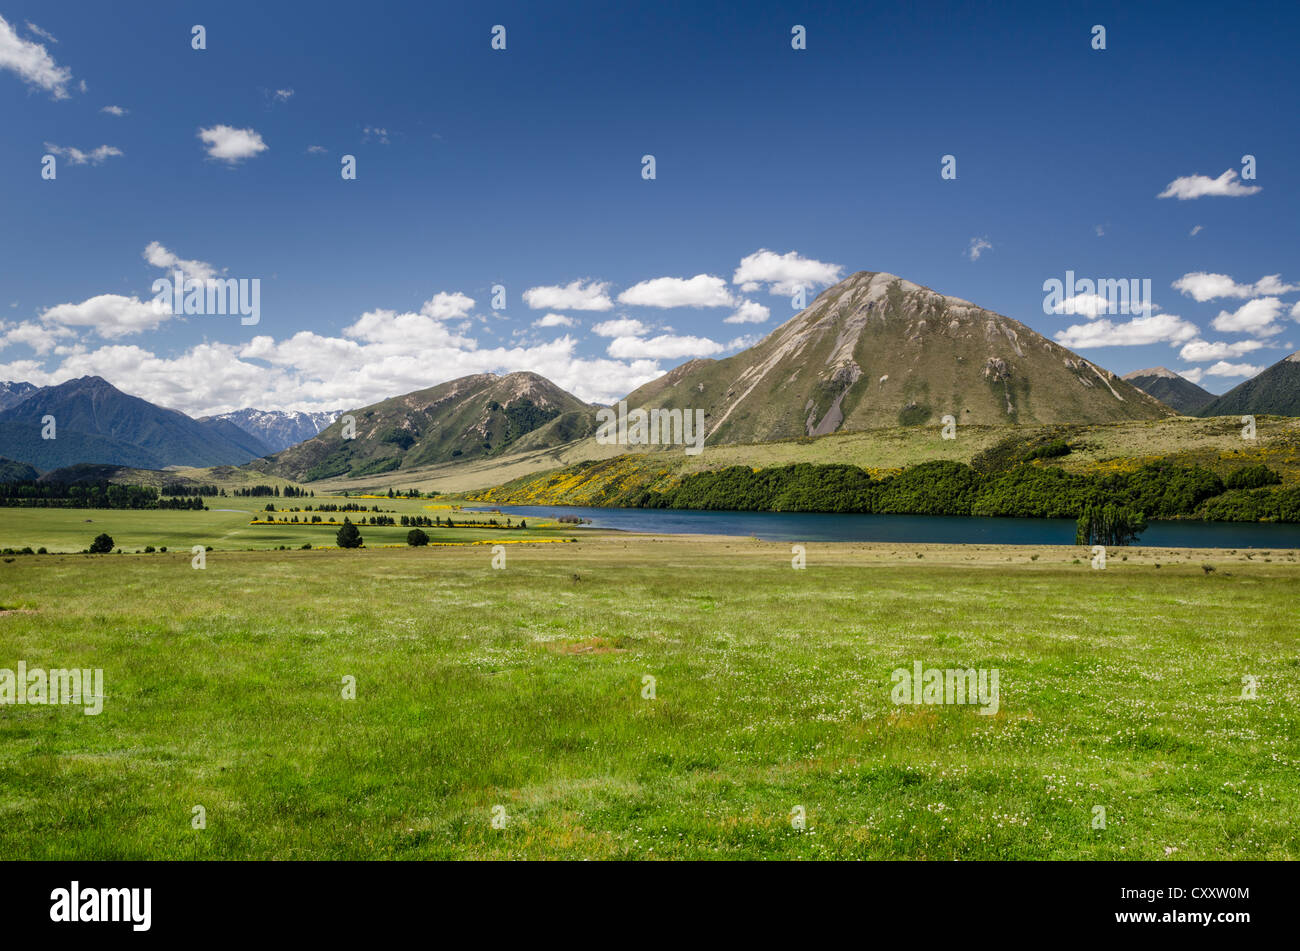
{"left": 1, "top": 537, "right": 1296, "bottom": 859}
{"left": 0, "top": 499, "right": 575, "bottom": 553}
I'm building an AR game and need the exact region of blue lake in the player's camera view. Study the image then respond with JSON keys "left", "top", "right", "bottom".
{"left": 467, "top": 505, "right": 1300, "bottom": 549}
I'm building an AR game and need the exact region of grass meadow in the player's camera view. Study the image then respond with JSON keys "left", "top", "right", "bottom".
{"left": 0, "top": 500, "right": 575, "bottom": 553}
{"left": 1, "top": 533, "right": 1297, "bottom": 859}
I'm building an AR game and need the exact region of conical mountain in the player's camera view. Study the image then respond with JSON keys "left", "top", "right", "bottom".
{"left": 623, "top": 270, "right": 1172, "bottom": 444}
{"left": 1121, "top": 367, "right": 1215, "bottom": 414}
{"left": 1198, "top": 351, "right": 1300, "bottom": 417}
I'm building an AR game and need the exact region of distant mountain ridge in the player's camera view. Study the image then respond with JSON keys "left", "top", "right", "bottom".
{"left": 0, "top": 376, "right": 269, "bottom": 471}
{"left": 201, "top": 408, "right": 338, "bottom": 453}
{"left": 1121, "top": 367, "right": 1215, "bottom": 414}
{"left": 1198, "top": 351, "right": 1300, "bottom": 417}
{"left": 0, "top": 381, "right": 38, "bottom": 412}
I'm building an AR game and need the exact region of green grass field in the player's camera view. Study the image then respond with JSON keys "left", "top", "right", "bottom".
{"left": 1, "top": 535, "right": 1296, "bottom": 859}
{"left": 0, "top": 499, "right": 576, "bottom": 553}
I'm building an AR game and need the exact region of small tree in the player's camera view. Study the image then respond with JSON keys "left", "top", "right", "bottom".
{"left": 336, "top": 518, "right": 363, "bottom": 549}
{"left": 1076, "top": 504, "right": 1147, "bottom": 546}
{"left": 406, "top": 528, "right": 429, "bottom": 547}
{"left": 89, "top": 532, "right": 114, "bottom": 554}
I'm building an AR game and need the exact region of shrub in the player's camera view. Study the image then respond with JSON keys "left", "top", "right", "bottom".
{"left": 1224, "top": 464, "right": 1282, "bottom": 490}
{"left": 88, "top": 532, "right": 114, "bottom": 554}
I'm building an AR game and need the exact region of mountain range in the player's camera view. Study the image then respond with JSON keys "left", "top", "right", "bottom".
{"left": 6, "top": 269, "right": 1300, "bottom": 480}
{"left": 200, "top": 408, "right": 338, "bottom": 453}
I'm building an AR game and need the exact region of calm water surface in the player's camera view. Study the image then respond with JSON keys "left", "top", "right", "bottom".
{"left": 468, "top": 505, "right": 1300, "bottom": 548}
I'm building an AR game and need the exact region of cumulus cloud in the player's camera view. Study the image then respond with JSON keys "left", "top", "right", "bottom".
{"left": 0, "top": 320, "right": 73, "bottom": 355}
{"left": 419, "top": 291, "right": 474, "bottom": 320}
{"left": 40, "top": 294, "right": 169, "bottom": 339}
{"left": 724, "top": 300, "right": 771, "bottom": 324}
{"left": 0, "top": 14, "right": 73, "bottom": 98}
{"left": 533, "top": 313, "right": 575, "bottom": 328}
{"left": 591, "top": 318, "right": 648, "bottom": 338}
{"left": 1178, "top": 338, "right": 1268, "bottom": 362}
{"left": 617, "top": 274, "right": 735, "bottom": 309}
{"left": 44, "top": 143, "right": 122, "bottom": 165}
{"left": 1158, "top": 169, "right": 1261, "bottom": 200}
{"left": 1052, "top": 294, "right": 1120, "bottom": 319}
{"left": 306, "top": 145, "right": 327, "bottom": 154}
{"left": 967, "top": 237, "right": 993, "bottom": 261}
{"left": 1189, "top": 225, "right": 1204, "bottom": 237}
{"left": 1211, "top": 298, "right": 1284, "bottom": 337}
{"left": 143, "top": 241, "right": 220, "bottom": 281}
{"left": 733, "top": 249, "right": 842, "bottom": 296}
{"left": 523, "top": 279, "right": 613, "bottom": 312}
{"left": 1054, "top": 313, "right": 1199, "bottom": 348}
{"left": 606, "top": 333, "right": 725, "bottom": 360}
{"left": 1177, "top": 366, "right": 1205, "bottom": 384}
{"left": 100, "top": 104, "right": 127, "bottom": 116}
{"left": 1204, "top": 360, "right": 1262, "bottom": 378}
{"left": 198, "top": 125, "right": 268, "bottom": 163}
{"left": 1172, "top": 272, "right": 1297, "bottom": 302}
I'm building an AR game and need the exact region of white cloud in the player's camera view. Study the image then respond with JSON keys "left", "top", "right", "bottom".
{"left": 306, "top": 145, "right": 327, "bottom": 154}
{"left": 606, "top": 333, "right": 725, "bottom": 360}
{"left": 724, "top": 300, "right": 771, "bottom": 324}
{"left": 198, "top": 125, "right": 268, "bottom": 163}
{"left": 1205, "top": 360, "right": 1262, "bottom": 378}
{"left": 967, "top": 237, "right": 993, "bottom": 261}
{"left": 1054, "top": 313, "right": 1199, "bottom": 348}
{"left": 732, "top": 249, "right": 843, "bottom": 296}
{"left": 1178, "top": 338, "right": 1268, "bottom": 362}
{"left": 1173, "top": 272, "right": 1297, "bottom": 302}
{"left": 1177, "top": 366, "right": 1205, "bottom": 384}
{"left": 44, "top": 143, "right": 122, "bottom": 166}
{"left": 0, "top": 14, "right": 73, "bottom": 98}
{"left": 100, "top": 104, "right": 127, "bottom": 116}
{"left": 617, "top": 274, "right": 735, "bottom": 309}
{"left": 273, "top": 88, "right": 293, "bottom": 102}
{"left": 1189, "top": 225, "right": 1204, "bottom": 237}
{"left": 363, "top": 126, "right": 389, "bottom": 144}
{"left": 533, "top": 313, "right": 575, "bottom": 328}
{"left": 40, "top": 294, "right": 169, "bottom": 339}
{"left": 24, "top": 21, "right": 57, "bottom": 44}
{"left": 523, "top": 280, "right": 613, "bottom": 311}
{"left": 1051, "top": 294, "right": 1115, "bottom": 319}
{"left": 1211, "top": 298, "right": 1284, "bottom": 337}
{"left": 591, "top": 318, "right": 648, "bottom": 338}
{"left": 0, "top": 320, "right": 73, "bottom": 355}
{"left": 143, "top": 242, "right": 219, "bottom": 281}
{"left": 1292, "top": 301, "right": 1300, "bottom": 320}
{"left": 419, "top": 291, "right": 475, "bottom": 320}
{"left": 1158, "top": 169, "right": 1261, "bottom": 200}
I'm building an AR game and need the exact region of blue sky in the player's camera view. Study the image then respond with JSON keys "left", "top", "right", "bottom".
{"left": 1, "top": 0, "right": 1297, "bottom": 415}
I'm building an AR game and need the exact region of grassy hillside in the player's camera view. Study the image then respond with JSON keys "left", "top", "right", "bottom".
{"left": 468, "top": 415, "right": 1300, "bottom": 506}
{"left": 620, "top": 271, "right": 1172, "bottom": 445}
{"left": 2, "top": 538, "right": 1296, "bottom": 859}
{"left": 255, "top": 372, "right": 590, "bottom": 481}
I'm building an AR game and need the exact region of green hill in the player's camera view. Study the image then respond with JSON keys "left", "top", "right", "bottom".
{"left": 255, "top": 372, "right": 591, "bottom": 481}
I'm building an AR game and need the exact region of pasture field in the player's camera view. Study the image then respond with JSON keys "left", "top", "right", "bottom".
{"left": 1, "top": 536, "right": 1296, "bottom": 860}
{"left": 0, "top": 500, "right": 576, "bottom": 554}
